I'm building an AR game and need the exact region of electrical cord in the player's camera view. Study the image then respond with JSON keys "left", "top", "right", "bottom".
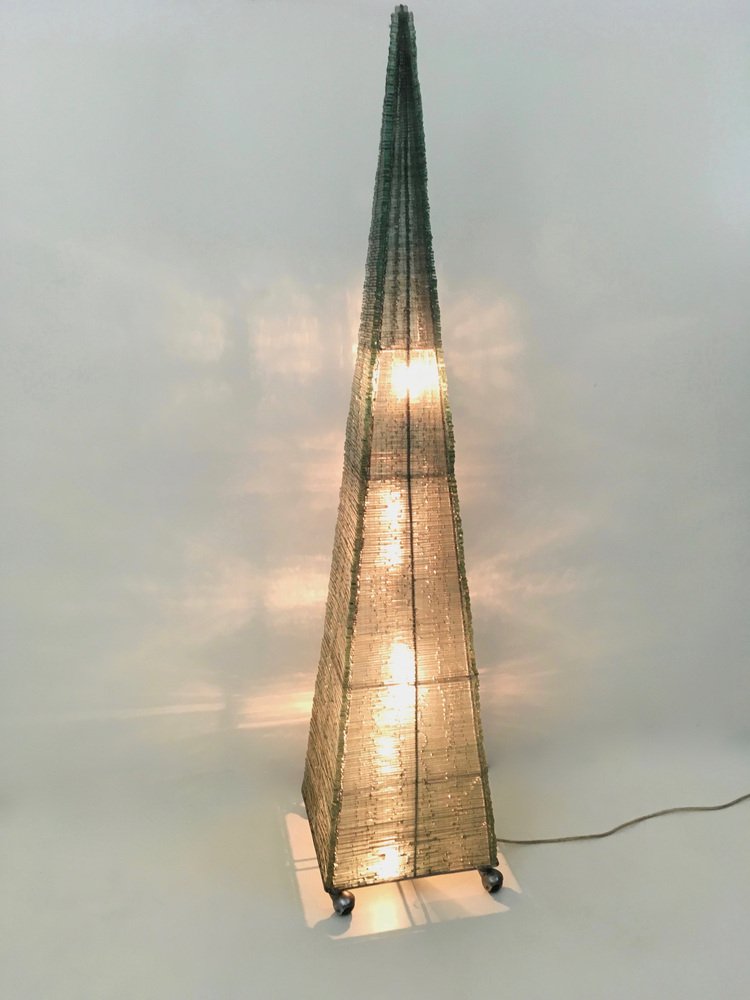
{"left": 497, "top": 790, "right": 750, "bottom": 845}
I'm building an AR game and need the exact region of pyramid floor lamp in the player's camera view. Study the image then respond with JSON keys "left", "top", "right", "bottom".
{"left": 302, "top": 5, "right": 502, "bottom": 916}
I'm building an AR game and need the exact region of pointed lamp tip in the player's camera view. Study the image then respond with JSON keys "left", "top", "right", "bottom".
{"left": 393, "top": 5, "right": 412, "bottom": 29}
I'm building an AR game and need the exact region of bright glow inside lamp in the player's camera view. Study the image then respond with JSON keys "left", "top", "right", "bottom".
{"left": 302, "top": 5, "right": 501, "bottom": 916}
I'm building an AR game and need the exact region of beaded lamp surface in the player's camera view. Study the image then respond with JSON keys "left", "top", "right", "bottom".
{"left": 302, "top": 5, "right": 501, "bottom": 916}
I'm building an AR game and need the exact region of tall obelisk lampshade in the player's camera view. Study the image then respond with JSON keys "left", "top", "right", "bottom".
{"left": 302, "top": 5, "right": 501, "bottom": 915}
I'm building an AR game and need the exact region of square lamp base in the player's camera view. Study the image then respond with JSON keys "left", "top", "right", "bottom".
{"left": 328, "top": 866, "right": 503, "bottom": 916}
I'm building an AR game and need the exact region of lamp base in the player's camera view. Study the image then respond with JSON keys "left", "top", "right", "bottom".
{"left": 326, "top": 868, "right": 503, "bottom": 914}
{"left": 479, "top": 866, "right": 504, "bottom": 893}
{"left": 329, "top": 889, "right": 356, "bottom": 916}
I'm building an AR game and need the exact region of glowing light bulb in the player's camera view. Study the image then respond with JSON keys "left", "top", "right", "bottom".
{"left": 391, "top": 361, "right": 410, "bottom": 400}
{"left": 378, "top": 488, "right": 404, "bottom": 568}
{"left": 374, "top": 734, "right": 399, "bottom": 775}
{"left": 375, "top": 642, "right": 416, "bottom": 729}
{"left": 390, "top": 351, "right": 439, "bottom": 401}
{"left": 387, "top": 641, "right": 415, "bottom": 685}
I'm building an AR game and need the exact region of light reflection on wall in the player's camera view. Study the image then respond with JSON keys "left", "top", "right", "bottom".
{"left": 123, "top": 279, "right": 558, "bottom": 741}
{"left": 151, "top": 266, "right": 558, "bottom": 753}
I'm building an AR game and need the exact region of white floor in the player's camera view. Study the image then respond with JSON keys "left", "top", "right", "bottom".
{"left": 4, "top": 714, "right": 748, "bottom": 1000}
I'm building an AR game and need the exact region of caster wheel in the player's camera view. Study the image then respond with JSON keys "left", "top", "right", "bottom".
{"left": 330, "top": 890, "right": 355, "bottom": 916}
{"left": 480, "top": 867, "right": 503, "bottom": 894}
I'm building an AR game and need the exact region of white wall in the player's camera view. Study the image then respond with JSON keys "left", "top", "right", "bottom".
{"left": 4, "top": 0, "right": 748, "bottom": 749}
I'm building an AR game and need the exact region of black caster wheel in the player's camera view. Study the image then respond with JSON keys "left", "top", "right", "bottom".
{"left": 329, "top": 890, "right": 355, "bottom": 916}
{"left": 479, "top": 867, "right": 503, "bottom": 893}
